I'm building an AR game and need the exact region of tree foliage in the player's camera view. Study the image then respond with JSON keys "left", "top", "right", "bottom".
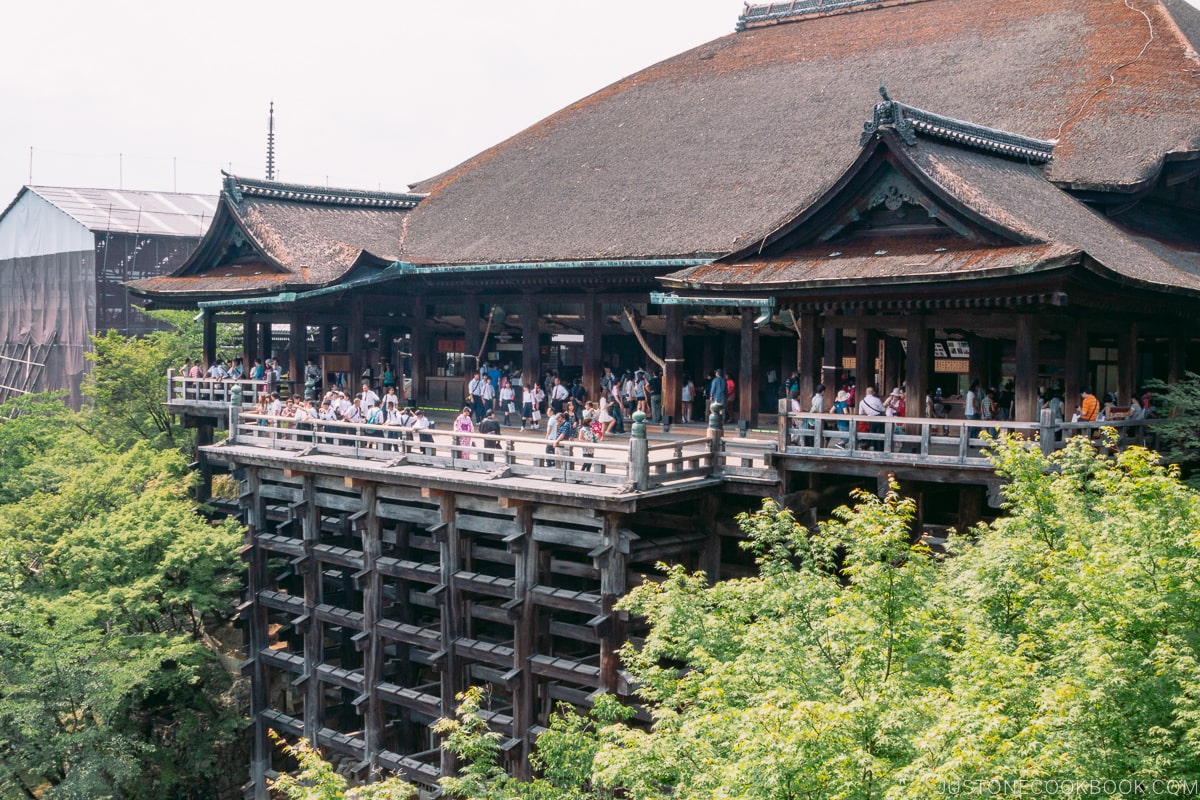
{"left": 268, "top": 732, "right": 414, "bottom": 800}
{"left": 0, "top": 394, "right": 244, "bottom": 799}
{"left": 433, "top": 433, "right": 1200, "bottom": 800}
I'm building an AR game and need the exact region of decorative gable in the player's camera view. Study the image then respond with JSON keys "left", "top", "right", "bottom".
{"left": 736, "top": 93, "right": 1056, "bottom": 260}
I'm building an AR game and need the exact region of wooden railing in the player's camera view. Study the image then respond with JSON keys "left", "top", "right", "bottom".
{"left": 776, "top": 405, "right": 1161, "bottom": 467}
{"left": 224, "top": 411, "right": 724, "bottom": 491}
{"left": 167, "top": 370, "right": 265, "bottom": 407}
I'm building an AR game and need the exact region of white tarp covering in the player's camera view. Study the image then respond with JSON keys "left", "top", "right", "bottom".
{"left": 0, "top": 190, "right": 95, "bottom": 261}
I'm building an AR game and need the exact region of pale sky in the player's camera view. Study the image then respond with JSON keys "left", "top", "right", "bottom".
{"left": 0, "top": 1, "right": 740, "bottom": 200}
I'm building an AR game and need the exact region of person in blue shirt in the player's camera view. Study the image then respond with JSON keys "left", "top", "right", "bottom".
{"left": 709, "top": 368, "right": 727, "bottom": 406}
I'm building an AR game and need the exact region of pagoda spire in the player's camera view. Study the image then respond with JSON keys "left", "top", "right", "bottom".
{"left": 265, "top": 102, "right": 276, "bottom": 181}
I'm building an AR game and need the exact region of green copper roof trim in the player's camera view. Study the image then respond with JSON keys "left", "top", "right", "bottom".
{"left": 196, "top": 259, "right": 715, "bottom": 310}
{"left": 198, "top": 291, "right": 297, "bottom": 310}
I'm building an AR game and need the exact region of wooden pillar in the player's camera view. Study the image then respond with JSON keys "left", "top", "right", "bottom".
{"left": 822, "top": 322, "right": 843, "bottom": 388}
{"left": 905, "top": 315, "right": 927, "bottom": 418}
{"left": 287, "top": 313, "right": 306, "bottom": 394}
{"left": 1168, "top": 333, "right": 1186, "bottom": 384}
{"left": 883, "top": 335, "right": 902, "bottom": 394}
{"left": 583, "top": 293, "right": 602, "bottom": 398}
{"left": 202, "top": 309, "right": 217, "bottom": 368}
{"left": 243, "top": 314, "right": 257, "bottom": 364}
{"left": 409, "top": 300, "right": 427, "bottom": 404}
{"left": 300, "top": 477, "right": 324, "bottom": 744}
{"left": 968, "top": 333, "right": 988, "bottom": 390}
{"left": 348, "top": 297, "right": 364, "bottom": 387}
{"left": 509, "top": 503, "right": 536, "bottom": 778}
{"left": 1015, "top": 313, "right": 1039, "bottom": 422}
{"left": 521, "top": 296, "right": 540, "bottom": 390}
{"left": 464, "top": 294, "right": 481, "bottom": 378}
{"left": 435, "top": 490, "right": 461, "bottom": 775}
{"left": 664, "top": 305, "right": 684, "bottom": 421}
{"left": 957, "top": 485, "right": 983, "bottom": 533}
{"left": 357, "top": 484, "right": 383, "bottom": 776}
{"left": 244, "top": 470, "right": 272, "bottom": 799}
{"left": 1064, "top": 320, "right": 1088, "bottom": 410}
{"left": 739, "top": 308, "right": 757, "bottom": 423}
{"left": 702, "top": 331, "right": 717, "bottom": 379}
{"left": 598, "top": 514, "right": 628, "bottom": 694}
{"left": 699, "top": 494, "right": 721, "bottom": 584}
{"left": 797, "top": 312, "right": 818, "bottom": 401}
{"left": 855, "top": 322, "right": 877, "bottom": 389}
{"left": 1118, "top": 324, "right": 1137, "bottom": 404}
{"left": 261, "top": 320, "right": 274, "bottom": 362}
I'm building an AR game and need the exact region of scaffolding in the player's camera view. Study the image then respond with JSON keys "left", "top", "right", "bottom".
{"left": 0, "top": 332, "right": 57, "bottom": 410}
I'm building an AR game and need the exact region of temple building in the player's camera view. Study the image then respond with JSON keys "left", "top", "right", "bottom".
{"left": 130, "top": 0, "right": 1200, "bottom": 793}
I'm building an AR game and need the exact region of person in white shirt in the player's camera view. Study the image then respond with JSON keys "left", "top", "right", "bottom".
{"left": 550, "top": 378, "right": 569, "bottom": 414}
{"left": 360, "top": 383, "right": 380, "bottom": 410}
{"left": 857, "top": 386, "right": 886, "bottom": 451}
{"left": 342, "top": 398, "right": 364, "bottom": 423}
{"left": 521, "top": 386, "right": 537, "bottom": 431}
{"left": 499, "top": 380, "right": 516, "bottom": 426}
{"left": 412, "top": 409, "right": 433, "bottom": 454}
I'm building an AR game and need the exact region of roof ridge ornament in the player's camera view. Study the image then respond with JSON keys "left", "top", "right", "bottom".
{"left": 861, "top": 86, "right": 1056, "bottom": 163}
{"left": 222, "top": 173, "right": 244, "bottom": 205}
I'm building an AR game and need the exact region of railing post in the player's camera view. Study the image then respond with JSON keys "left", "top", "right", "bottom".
{"left": 630, "top": 411, "right": 649, "bottom": 491}
{"left": 777, "top": 398, "right": 788, "bottom": 451}
{"left": 707, "top": 402, "right": 724, "bottom": 472}
{"left": 226, "top": 383, "right": 241, "bottom": 441}
{"left": 167, "top": 368, "right": 175, "bottom": 405}
{"left": 1039, "top": 407, "right": 1054, "bottom": 456}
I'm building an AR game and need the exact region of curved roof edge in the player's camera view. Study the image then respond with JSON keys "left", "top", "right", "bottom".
{"left": 221, "top": 172, "right": 426, "bottom": 210}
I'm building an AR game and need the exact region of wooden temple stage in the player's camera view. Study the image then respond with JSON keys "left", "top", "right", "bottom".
{"left": 170, "top": 377, "right": 1160, "bottom": 792}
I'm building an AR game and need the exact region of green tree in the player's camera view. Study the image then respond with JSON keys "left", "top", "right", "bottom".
{"left": 269, "top": 732, "right": 414, "bottom": 800}
{"left": 439, "top": 434, "right": 1200, "bottom": 800}
{"left": 0, "top": 412, "right": 244, "bottom": 799}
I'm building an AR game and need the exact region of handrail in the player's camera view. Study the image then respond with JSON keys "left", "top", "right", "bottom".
{"left": 167, "top": 371, "right": 265, "bottom": 406}
{"left": 224, "top": 411, "right": 722, "bottom": 491}
{"left": 777, "top": 407, "right": 1161, "bottom": 466}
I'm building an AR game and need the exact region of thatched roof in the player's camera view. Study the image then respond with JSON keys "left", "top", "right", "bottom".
{"left": 128, "top": 175, "right": 424, "bottom": 299}
{"left": 401, "top": 0, "right": 1200, "bottom": 265}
